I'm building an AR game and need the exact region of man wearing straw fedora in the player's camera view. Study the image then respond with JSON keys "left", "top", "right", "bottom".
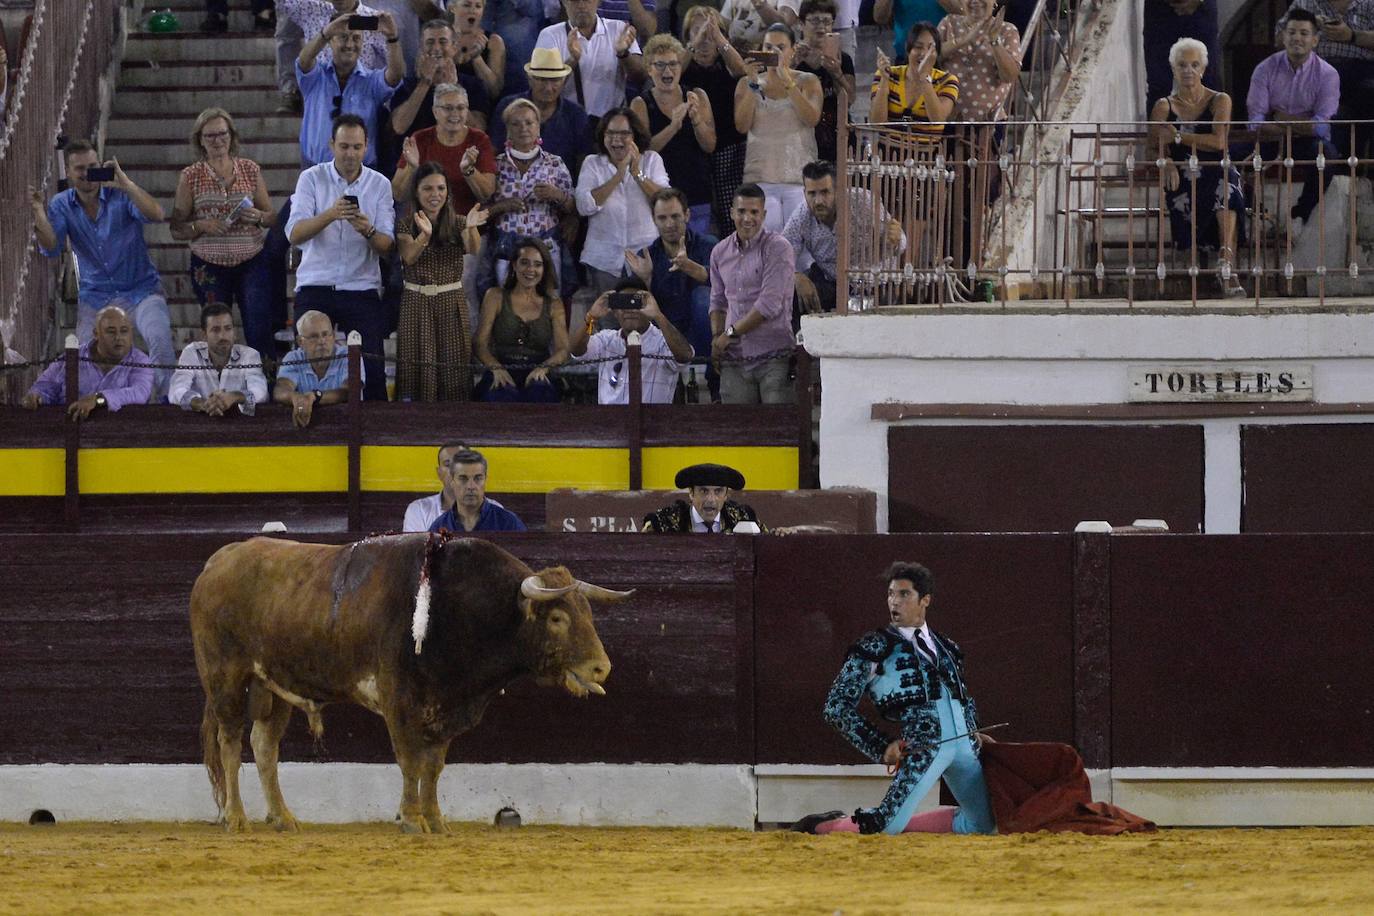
{"left": 489, "top": 48, "right": 595, "bottom": 173}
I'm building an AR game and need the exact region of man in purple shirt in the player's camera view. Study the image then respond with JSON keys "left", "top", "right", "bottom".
{"left": 709, "top": 183, "right": 797, "bottom": 405}
{"left": 1245, "top": 9, "right": 1342, "bottom": 223}
{"left": 22, "top": 306, "right": 153, "bottom": 420}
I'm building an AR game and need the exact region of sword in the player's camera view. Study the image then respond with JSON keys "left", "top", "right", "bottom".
{"left": 885, "top": 723, "right": 1010, "bottom": 774}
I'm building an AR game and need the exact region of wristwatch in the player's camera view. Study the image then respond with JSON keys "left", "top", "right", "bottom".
{"left": 94, "top": 393, "right": 108, "bottom": 409}
{"left": 726, "top": 324, "right": 739, "bottom": 339}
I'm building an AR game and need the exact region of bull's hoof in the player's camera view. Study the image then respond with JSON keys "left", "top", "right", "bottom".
{"left": 399, "top": 817, "right": 430, "bottom": 835}
{"left": 224, "top": 813, "right": 252, "bottom": 833}
{"left": 267, "top": 812, "right": 300, "bottom": 833}
{"left": 423, "top": 815, "right": 451, "bottom": 835}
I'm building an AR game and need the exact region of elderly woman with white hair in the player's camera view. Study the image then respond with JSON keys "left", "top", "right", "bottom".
{"left": 1149, "top": 36, "right": 1246, "bottom": 298}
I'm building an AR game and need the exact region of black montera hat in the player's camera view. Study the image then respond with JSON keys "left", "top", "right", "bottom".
{"left": 675, "top": 463, "right": 746, "bottom": 490}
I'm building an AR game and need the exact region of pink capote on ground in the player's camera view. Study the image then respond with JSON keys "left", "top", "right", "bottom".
{"left": 980, "top": 741, "right": 1156, "bottom": 834}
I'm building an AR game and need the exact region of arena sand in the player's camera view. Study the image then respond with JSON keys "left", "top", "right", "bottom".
{"left": 1, "top": 822, "right": 1372, "bottom": 914}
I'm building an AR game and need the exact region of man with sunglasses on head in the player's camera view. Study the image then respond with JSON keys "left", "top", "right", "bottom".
{"left": 298, "top": 10, "right": 405, "bottom": 170}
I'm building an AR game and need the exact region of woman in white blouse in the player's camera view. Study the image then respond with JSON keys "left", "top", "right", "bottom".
{"left": 574, "top": 106, "right": 670, "bottom": 295}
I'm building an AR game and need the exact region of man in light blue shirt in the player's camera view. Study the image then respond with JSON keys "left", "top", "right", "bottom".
{"left": 297, "top": 10, "right": 405, "bottom": 167}
{"left": 273, "top": 310, "right": 366, "bottom": 427}
{"left": 29, "top": 140, "right": 174, "bottom": 400}
{"left": 287, "top": 114, "right": 396, "bottom": 402}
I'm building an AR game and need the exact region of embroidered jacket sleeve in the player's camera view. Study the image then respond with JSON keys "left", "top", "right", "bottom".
{"left": 822, "top": 632, "right": 891, "bottom": 763}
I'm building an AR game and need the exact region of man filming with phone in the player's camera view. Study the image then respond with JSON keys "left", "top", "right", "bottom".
{"left": 286, "top": 114, "right": 396, "bottom": 402}
{"left": 29, "top": 140, "right": 174, "bottom": 401}
{"left": 570, "top": 277, "right": 693, "bottom": 404}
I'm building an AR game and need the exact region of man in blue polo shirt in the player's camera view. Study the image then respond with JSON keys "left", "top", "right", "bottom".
{"left": 272, "top": 309, "right": 365, "bottom": 428}
{"left": 623, "top": 187, "right": 715, "bottom": 360}
{"left": 29, "top": 140, "right": 173, "bottom": 400}
{"left": 429, "top": 448, "right": 528, "bottom": 532}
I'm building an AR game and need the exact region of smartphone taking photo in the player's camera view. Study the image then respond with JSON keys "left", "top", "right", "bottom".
{"left": 608, "top": 291, "right": 644, "bottom": 310}
{"left": 84, "top": 166, "right": 116, "bottom": 183}
{"left": 347, "top": 14, "right": 379, "bottom": 30}
{"left": 747, "top": 50, "right": 779, "bottom": 68}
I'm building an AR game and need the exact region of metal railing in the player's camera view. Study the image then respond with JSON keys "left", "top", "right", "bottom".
{"left": 1003, "top": 0, "right": 1102, "bottom": 127}
{"left": 834, "top": 118, "right": 1374, "bottom": 310}
{"left": 0, "top": 0, "right": 118, "bottom": 404}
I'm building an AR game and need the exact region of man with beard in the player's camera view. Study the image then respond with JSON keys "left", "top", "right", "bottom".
{"left": 622, "top": 188, "right": 716, "bottom": 361}
{"left": 23, "top": 306, "right": 154, "bottom": 418}
{"left": 782, "top": 159, "right": 903, "bottom": 316}
{"left": 641, "top": 463, "right": 765, "bottom": 533}
{"left": 168, "top": 303, "right": 270, "bottom": 416}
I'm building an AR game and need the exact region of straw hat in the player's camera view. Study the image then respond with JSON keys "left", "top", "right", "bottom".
{"left": 525, "top": 47, "right": 573, "bottom": 79}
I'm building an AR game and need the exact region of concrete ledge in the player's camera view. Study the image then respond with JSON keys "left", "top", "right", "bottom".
{"left": 1111, "top": 768, "right": 1374, "bottom": 827}
{"left": 0, "top": 764, "right": 756, "bottom": 829}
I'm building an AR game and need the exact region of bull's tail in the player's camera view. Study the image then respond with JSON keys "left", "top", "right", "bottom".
{"left": 201, "top": 699, "right": 226, "bottom": 818}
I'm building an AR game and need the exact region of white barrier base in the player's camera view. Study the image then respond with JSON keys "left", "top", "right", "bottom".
{"left": 0, "top": 763, "right": 756, "bottom": 829}
{"left": 4, "top": 764, "right": 1373, "bottom": 827}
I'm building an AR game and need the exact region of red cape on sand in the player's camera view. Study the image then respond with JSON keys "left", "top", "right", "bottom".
{"left": 981, "top": 741, "right": 1156, "bottom": 834}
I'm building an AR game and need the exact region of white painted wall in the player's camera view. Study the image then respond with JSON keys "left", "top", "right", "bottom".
{"left": 802, "top": 310, "right": 1374, "bottom": 531}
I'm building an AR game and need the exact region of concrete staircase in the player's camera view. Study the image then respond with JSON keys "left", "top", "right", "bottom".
{"left": 112, "top": 2, "right": 296, "bottom": 350}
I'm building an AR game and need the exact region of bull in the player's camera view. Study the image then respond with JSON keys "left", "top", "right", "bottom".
{"left": 189, "top": 533, "right": 624, "bottom": 833}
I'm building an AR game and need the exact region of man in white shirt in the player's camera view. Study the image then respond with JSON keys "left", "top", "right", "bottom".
{"left": 569, "top": 279, "right": 693, "bottom": 404}
{"left": 287, "top": 113, "right": 396, "bottom": 402}
{"left": 536, "top": 0, "right": 646, "bottom": 119}
{"left": 168, "top": 303, "right": 270, "bottom": 416}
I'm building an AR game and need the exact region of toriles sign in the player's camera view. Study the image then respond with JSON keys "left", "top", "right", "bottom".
{"left": 1128, "top": 364, "right": 1313, "bottom": 403}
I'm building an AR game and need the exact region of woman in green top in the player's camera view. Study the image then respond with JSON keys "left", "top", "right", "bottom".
{"left": 474, "top": 236, "right": 569, "bottom": 402}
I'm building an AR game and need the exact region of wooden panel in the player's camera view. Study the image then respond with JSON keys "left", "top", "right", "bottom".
{"left": 887, "top": 425, "right": 1205, "bottom": 533}
{"left": 1110, "top": 534, "right": 1374, "bottom": 766}
{"left": 0, "top": 533, "right": 748, "bottom": 766}
{"left": 752, "top": 534, "right": 1075, "bottom": 764}
{"left": 1242, "top": 424, "right": 1374, "bottom": 532}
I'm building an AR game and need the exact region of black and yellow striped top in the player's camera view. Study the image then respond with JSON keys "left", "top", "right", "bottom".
{"left": 871, "top": 65, "right": 960, "bottom": 143}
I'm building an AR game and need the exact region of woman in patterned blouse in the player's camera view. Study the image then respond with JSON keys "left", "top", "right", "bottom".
{"left": 482, "top": 99, "right": 575, "bottom": 299}
{"left": 869, "top": 21, "right": 960, "bottom": 145}
{"left": 170, "top": 108, "right": 279, "bottom": 364}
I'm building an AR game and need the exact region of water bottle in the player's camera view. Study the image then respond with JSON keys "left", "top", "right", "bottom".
{"left": 685, "top": 367, "right": 700, "bottom": 404}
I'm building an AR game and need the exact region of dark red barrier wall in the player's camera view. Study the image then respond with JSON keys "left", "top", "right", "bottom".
{"left": 888, "top": 425, "right": 1205, "bottom": 533}
{"left": 1242, "top": 424, "right": 1374, "bottom": 532}
{"left": 1110, "top": 534, "right": 1374, "bottom": 766}
{"left": 752, "top": 534, "right": 1076, "bottom": 764}
{"left": 0, "top": 533, "right": 751, "bottom": 766}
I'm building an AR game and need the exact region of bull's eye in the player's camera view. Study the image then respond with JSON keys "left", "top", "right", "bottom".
{"left": 547, "top": 609, "right": 570, "bottom": 633}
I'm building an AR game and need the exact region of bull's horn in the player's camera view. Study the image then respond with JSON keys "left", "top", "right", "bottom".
{"left": 576, "top": 581, "right": 636, "bottom": 601}
{"left": 521, "top": 575, "right": 579, "bottom": 601}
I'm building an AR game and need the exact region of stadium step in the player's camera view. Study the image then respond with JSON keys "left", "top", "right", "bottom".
{"left": 113, "top": 86, "right": 293, "bottom": 117}
{"left": 119, "top": 61, "right": 278, "bottom": 88}
{"left": 125, "top": 163, "right": 302, "bottom": 195}
{"left": 107, "top": 115, "right": 300, "bottom": 141}
{"left": 123, "top": 34, "right": 276, "bottom": 63}
{"left": 115, "top": 140, "right": 303, "bottom": 167}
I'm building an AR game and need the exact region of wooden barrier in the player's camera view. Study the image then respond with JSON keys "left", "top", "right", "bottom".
{"left": 545, "top": 488, "right": 879, "bottom": 533}
{"left": 2, "top": 531, "right": 1372, "bottom": 768}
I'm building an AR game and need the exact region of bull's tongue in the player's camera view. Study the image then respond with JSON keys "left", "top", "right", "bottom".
{"left": 564, "top": 670, "right": 606, "bottom": 696}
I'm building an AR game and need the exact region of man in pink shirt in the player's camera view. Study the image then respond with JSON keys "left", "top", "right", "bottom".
{"left": 708, "top": 183, "right": 797, "bottom": 405}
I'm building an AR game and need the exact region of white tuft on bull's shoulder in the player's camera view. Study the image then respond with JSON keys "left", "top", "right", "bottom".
{"left": 412, "top": 575, "right": 432, "bottom": 654}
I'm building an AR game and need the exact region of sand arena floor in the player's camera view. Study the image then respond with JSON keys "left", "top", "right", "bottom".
{"left": 1, "top": 822, "right": 1372, "bottom": 914}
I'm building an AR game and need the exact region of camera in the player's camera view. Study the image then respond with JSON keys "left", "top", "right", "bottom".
{"left": 608, "top": 291, "right": 644, "bottom": 310}
{"left": 347, "top": 14, "right": 380, "bottom": 30}
{"left": 84, "top": 167, "right": 117, "bottom": 183}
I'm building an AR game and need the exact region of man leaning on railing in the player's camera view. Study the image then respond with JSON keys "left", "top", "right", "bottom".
{"left": 1242, "top": 9, "right": 1341, "bottom": 233}
{"left": 21, "top": 307, "right": 153, "bottom": 421}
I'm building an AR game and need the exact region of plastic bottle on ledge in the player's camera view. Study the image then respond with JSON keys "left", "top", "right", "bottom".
{"left": 685, "top": 367, "right": 700, "bottom": 404}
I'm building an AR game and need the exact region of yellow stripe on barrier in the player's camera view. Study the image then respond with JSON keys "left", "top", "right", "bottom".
{"left": 0, "top": 449, "right": 66, "bottom": 497}
{"left": 642, "top": 447, "right": 798, "bottom": 490}
{"left": 78, "top": 446, "right": 349, "bottom": 494}
{"left": 361, "top": 446, "right": 631, "bottom": 493}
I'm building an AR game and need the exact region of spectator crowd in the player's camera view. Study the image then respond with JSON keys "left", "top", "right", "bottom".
{"left": 14, "top": 0, "right": 1366, "bottom": 413}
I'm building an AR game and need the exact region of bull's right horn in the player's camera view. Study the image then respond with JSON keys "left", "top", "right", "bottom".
{"left": 521, "top": 575, "right": 579, "bottom": 601}
{"left": 576, "top": 581, "right": 636, "bottom": 601}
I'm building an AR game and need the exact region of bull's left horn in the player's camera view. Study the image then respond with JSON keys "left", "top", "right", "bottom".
{"left": 521, "top": 575, "right": 579, "bottom": 601}
{"left": 576, "top": 581, "right": 636, "bottom": 601}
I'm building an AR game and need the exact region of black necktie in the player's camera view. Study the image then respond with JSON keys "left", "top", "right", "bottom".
{"left": 914, "top": 631, "right": 935, "bottom": 663}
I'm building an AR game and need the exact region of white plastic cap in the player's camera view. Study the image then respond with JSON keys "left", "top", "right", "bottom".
{"left": 626, "top": 330, "right": 642, "bottom": 347}
{"left": 1073, "top": 521, "right": 1113, "bottom": 533}
{"left": 732, "top": 521, "right": 761, "bottom": 535}
{"left": 261, "top": 521, "right": 288, "bottom": 533}
{"left": 1130, "top": 519, "right": 1170, "bottom": 531}
{"left": 65, "top": 334, "right": 79, "bottom": 349}
{"left": 346, "top": 330, "right": 362, "bottom": 346}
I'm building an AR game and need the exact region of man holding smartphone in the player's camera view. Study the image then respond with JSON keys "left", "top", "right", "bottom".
{"left": 29, "top": 140, "right": 174, "bottom": 401}
{"left": 297, "top": 10, "right": 405, "bottom": 168}
{"left": 570, "top": 278, "right": 694, "bottom": 405}
{"left": 287, "top": 114, "right": 396, "bottom": 402}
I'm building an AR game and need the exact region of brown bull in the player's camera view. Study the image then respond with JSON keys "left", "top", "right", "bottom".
{"left": 190, "top": 534, "right": 623, "bottom": 833}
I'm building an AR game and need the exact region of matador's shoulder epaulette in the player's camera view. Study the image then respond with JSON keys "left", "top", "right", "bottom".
{"left": 845, "top": 628, "right": 901, "bottom": 663}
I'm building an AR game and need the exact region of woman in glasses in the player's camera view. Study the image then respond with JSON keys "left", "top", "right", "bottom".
{"left": 680, "top": 6, "right": 749, "bottom": 235}
{"left": 791, "top": 0, "right": 857, "bottom": 164}
{"left": 630, "top": 34, "right": 717, "bottom": 235}
{"left": 170, "top": 107, "right": 280, "bottom": 364}
{"left": 574, "top": 107, "right": 670, "bottom": 297}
